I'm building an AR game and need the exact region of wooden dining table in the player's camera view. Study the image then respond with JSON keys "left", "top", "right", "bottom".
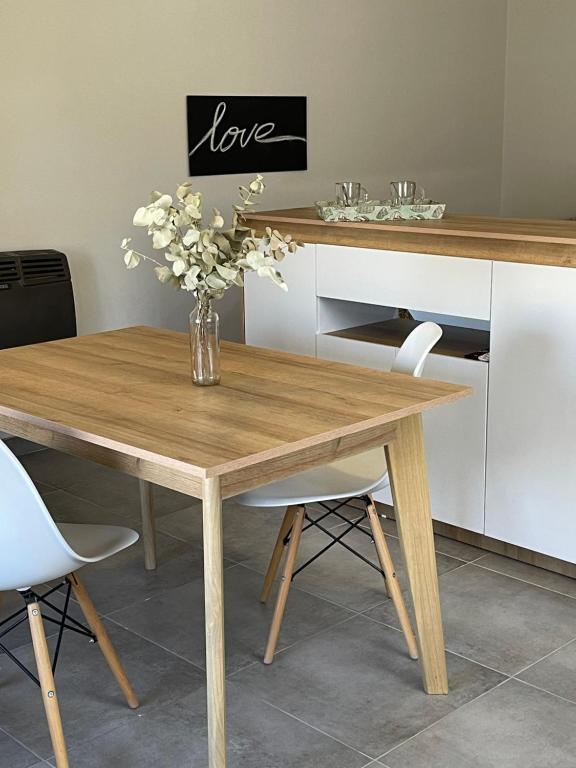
{"left": 0, "top": 325, "right": 470, "bottom": 768}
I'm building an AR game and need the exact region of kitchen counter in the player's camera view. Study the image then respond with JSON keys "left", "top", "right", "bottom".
{"left": 245, "top": 207, "right": 576, "bottom": 267}
{"left": 243, "top": 206, "right": 576, "bottom": 574}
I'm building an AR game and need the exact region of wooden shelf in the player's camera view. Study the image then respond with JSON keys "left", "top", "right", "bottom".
{"left": 326, "top": 319, "right": 490, "bottom": 360}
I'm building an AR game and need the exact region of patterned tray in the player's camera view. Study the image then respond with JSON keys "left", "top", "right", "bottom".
{"left": 316, "top": 200, "right": 446, "bottom": 222}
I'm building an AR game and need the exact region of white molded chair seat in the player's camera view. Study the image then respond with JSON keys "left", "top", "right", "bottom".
{"left": 57, "top": 523, "right": 139, "bottom": 563}
{"left": 236, "top": 448, "right": 390, "bottom": 507}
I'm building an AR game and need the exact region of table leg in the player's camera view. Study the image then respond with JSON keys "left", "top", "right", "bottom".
{"left": 202, "top": 476, "right": 227, "bottom": 767}
{"left": 385, "top": 414, "right": 448, "bottom": 694}
{"left": 138, "top": 480, "right": 157, "bottom": 571}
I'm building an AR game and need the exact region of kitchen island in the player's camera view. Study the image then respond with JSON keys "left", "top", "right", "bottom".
{"left": 243, "top": 209, "right": 576, "bottom": 574}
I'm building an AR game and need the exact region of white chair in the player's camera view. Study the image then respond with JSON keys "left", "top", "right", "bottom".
{"left": 235, "top": 321, "right": 443, "bottom": 664}
{"left": 0, "top": 439, "right": 140, "bottom": 768}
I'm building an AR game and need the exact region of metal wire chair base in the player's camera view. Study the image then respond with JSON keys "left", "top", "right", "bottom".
{"left": 288, "top": 494, "right": 387, "bottom": 581}
{"left": 0, "top": 580, "right": 96, "bottom": 687}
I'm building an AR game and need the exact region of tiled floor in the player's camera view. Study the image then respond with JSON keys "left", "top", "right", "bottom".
{"left": 2, "top": 447, "right": 576, "bottom": 767}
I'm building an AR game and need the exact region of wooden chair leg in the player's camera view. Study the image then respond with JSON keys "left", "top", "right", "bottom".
{"left": 370, "top": 501, "right": 392, "bottom": 599}
{"left": 260, "top": 505, "right": 298, "bottom": 603}
{"left": 263, "top": 505, "right": 306, "bottom": 664}
{"left": 27, "top": 600, "right": 70, "bottom": 768}
{"left": 139, "top": 479, "right": 157, "bottom": 571}
{"left": 67, "top": 573, "right": 139, "bottom": 709}
{"left": 366, "top": 499, "right": 419, "bottom": 660}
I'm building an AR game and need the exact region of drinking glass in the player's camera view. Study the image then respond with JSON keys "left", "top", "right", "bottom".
{"left": 335, "top": 181, "right": 369, "bottom": 206}
{"left": 390, "top": 180, "right": 426, "bottom": 205}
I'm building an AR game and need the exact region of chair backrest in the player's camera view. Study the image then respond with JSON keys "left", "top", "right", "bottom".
{"left": 392, "top": 321, "right": 443, "bottom": 378}
{"left": 0, "top": 440, "right": 80, "bottom": 590}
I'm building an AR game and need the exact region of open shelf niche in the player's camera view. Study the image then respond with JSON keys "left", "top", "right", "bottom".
{"left": 326, "top": 317, "right": 490, "bottom": 361}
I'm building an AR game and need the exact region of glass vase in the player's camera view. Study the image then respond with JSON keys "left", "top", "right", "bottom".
{"left": 189, "top": 294, "right": 220, "bottom": 386}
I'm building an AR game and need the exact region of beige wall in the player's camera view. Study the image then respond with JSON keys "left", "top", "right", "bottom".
{"left": 501, "top": 1, "right": 576, "bottom": 218}
{"left": 1, "top": 0, "right": 507, "bottom": 339}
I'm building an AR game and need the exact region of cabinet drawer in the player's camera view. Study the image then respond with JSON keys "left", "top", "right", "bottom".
{"left": 317, "top": 244, "right": 492, "bottom": 320}
{"left": 317, "top": 333, "right": 396, "bottom": 370}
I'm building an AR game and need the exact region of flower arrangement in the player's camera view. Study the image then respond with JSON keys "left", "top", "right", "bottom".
{"left": 120, "top": 175, "right": 299, "bottom": 298}
{"left": 121, "top": 175, "right": 300, "bottom": 385}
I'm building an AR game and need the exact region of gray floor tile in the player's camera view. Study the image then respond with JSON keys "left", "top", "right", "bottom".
{"left": 366, "top": 563, "right": 576, "bottom": 674}
{"left": 517, "top": 638, "right": 576, "bottom": 703}
{"left": 21, "top": 449, "right": 193, "bottom": 522}
{"left": 0, "top": 728, "right": 42, "bottom": 768}
{"left": 72, "top": 530, "right": 215, "bottom": 615}
{"left": 36, "top": 482, "right": 56, "bottom": 498}
{"left": 157, "top": 501, "right": 287, "bottom": 563}
{"left": 383, "top": 679, "right": 576, "bottom": 767}
{"left": 44, "top": 488, "right": 137, "bottom": 527}
{"left": 0, "top": 621, "right": 202, "bottom": 760}
{"left": 109, "top": 563, "right": 352, "bottom": 674}
{"left": 475, "top": 552, "right": 576, "bottom": 599}
{"left": 243, "top": 524, "right": 465, "bottom": 614}
{"left": 4, "top": 438, "right": 46, "bottom": 458}
{"left": 60, "top": 681, "right": 368, "bottom": 768}
{"left": 234, "top": 615, "right": 504, "bottom": 758}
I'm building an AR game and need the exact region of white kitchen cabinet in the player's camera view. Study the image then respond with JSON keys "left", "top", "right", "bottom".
{"left": 317, "top": 244, "right": 492, "bottom": 321}
{"left": 244, "top": 243, "right": 317, "bottom": 356}
{"left": 485, "top": 262, "right": 576, "bottom": 562}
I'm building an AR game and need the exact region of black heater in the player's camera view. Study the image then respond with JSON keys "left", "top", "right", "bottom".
{"left": 0, "top": 250, "right": 77, "bottom": 350}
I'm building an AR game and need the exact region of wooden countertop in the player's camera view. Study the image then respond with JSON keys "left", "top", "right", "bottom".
{"left": 245, "top": 207, "right": 576, "bottom": 268}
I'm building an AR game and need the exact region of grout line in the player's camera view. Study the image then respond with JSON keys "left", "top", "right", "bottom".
{"left": 261, "top": 698, "right": 375, "bottom": 761}
{"left": 377, "top": 677, "right": 511, "bottom": 760}
{"left": 226, "top": 658, "right": 260, "bottom": 680}
{"left": 341, "top": 519, "right": 487, "bottom": 567}
{"left": 360, "top": 610, "right": 512, "bottom": 678}
{"left": 233, "top": 561, "right": 369, "bottom": 616}
{"left": 471, "top": 560, "right": 576, "bottom": 601}
{"left": 511, "top": 676, "right": 576, "bottom": 708}
{"left": 262, "top": 613, "right": 360, "bottom": 662}
{"left": 103, "top": 614, "right": 207, "bottom": 675}
{"left": 436, "top": 647, "right": 511, "bottom": 678}
{"left": 227, "top": 613, "right": 360, "bottom": 680}
{"left": 512, "top": 635, "right": 576, "bottom": 678}
{"left": 464, "top": 553, "right": 492, "bottom": 565}
{"left": 0, "top": 724, "right": 47, "bottom": 764}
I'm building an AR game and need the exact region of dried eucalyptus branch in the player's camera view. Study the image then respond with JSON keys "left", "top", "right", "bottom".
{"left": 121, "top": 175, "right": 301, "bottom": 299}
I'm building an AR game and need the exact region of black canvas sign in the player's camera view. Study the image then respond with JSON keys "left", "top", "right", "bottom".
{"left": 187, "top": 96, "right": 307, "bottom": 176}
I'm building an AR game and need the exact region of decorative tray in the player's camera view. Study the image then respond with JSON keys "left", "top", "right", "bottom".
{"left": 315, "top": 200, "right": 446, "bottom": 222}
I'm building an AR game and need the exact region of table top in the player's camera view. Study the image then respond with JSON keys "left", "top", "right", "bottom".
{"left": 245, "top": 208, "right": 576, "bottom": 267}
{"left": 0, "top": 326, "right": 469, "bottom": 487}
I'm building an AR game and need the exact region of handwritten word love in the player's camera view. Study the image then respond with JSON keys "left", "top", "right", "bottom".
{"left": 189, "top": 101, "right": 306, "bottom": 157}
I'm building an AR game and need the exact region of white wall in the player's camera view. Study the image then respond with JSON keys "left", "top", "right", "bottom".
{"left": 1, "top": 0, "right": 507, "bottom": 339}
{"left": 501, "top": 1, "right": 576, "bottom": 218}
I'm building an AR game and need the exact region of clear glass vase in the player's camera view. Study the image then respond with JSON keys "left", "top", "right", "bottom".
{"left": 189, "top": 294, "right": 220, "bottom": 386}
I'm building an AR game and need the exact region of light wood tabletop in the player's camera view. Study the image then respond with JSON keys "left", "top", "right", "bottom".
{"left": 0, "top": 326, "right": 471, "bottom": 768}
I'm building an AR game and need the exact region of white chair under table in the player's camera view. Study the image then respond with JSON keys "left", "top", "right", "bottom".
{"left": 235, "top": 321, "right": 443, "bottom": 664}
{"left": 0, "top": 439, "right": 140, "bottom": 768}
